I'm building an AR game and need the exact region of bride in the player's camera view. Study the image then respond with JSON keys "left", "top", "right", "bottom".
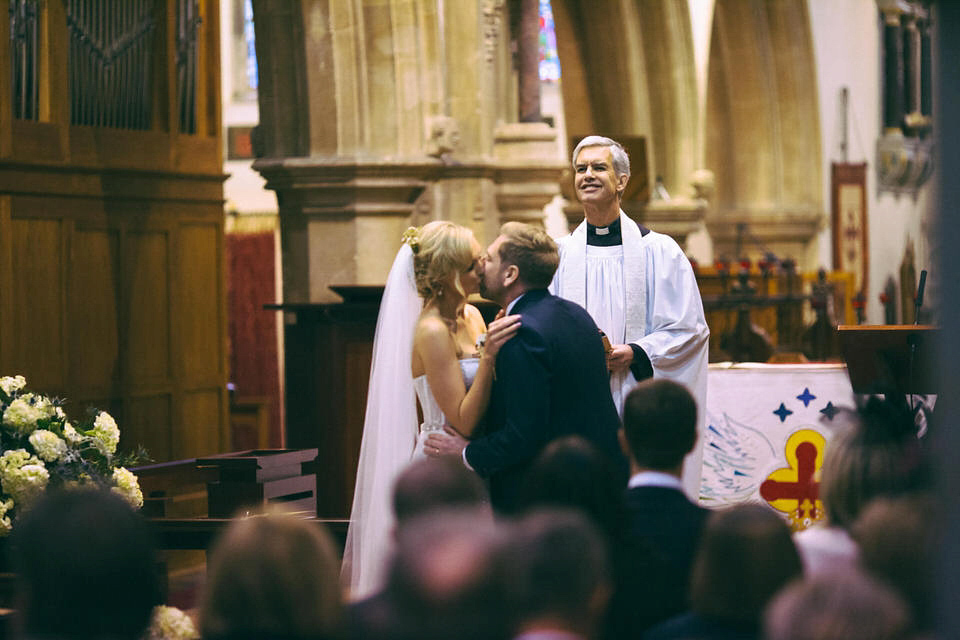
{"left": 340, "top": 221, "right": 520, "bottom": 599}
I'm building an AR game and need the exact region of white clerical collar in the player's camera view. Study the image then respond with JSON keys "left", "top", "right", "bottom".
{"left": 628, "top": 471, "right": 685, "bottom": 490}
{"left": 505, "top": 293, "right": 526, "bottom": 314}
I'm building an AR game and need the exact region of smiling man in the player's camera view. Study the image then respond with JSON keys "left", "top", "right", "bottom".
{"left": 549, "top": 136, "right": 710, "bottom": 499}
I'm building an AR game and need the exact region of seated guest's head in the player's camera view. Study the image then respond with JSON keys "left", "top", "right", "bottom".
{"left": 764, "top": 569, "right": 912, "bottom": 640}
{"left": 691, "top": 503, "right": 802, "bottom": 629}
{"left": 820, "top": 396, "right": 931, "bottom": 530}
{"left": 393, "top": 457, "right": 489, "bottom": 526}
{"left": 621, "top": 379, "right": 697, "bottom": 475}
{"left": 519, "top": 436, "right": 625, "bottom": 543}
{"left": 12, "top": 488, "right": 161, "bottom": 640}
{"left": 384, "top": 509, "right": 512, "bottom": 640}
{"left": 199, "top": 510, "right": 343, "bottom": 640}
{"left": 505, "top": 509, "right": 612, "bottom": 638}
{"left": 851, "top": 494, "right": 936, "bottom": 633}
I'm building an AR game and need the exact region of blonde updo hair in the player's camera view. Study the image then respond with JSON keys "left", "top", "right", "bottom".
{"left": 405, "top": 221, "right": 475, "bottom": 301}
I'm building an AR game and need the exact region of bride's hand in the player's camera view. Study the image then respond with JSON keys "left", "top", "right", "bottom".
{"left": 482, "top": 314, "right": 521, "bottom": 358}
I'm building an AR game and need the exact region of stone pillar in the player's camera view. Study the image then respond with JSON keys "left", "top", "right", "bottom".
{"left": 252, "top": 1, "right": 564, "bottom": 302}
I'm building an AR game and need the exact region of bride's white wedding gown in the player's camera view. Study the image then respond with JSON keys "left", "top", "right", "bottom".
{"left": 412, "top": 357, "right": 480, "bottom": 458}
{"left": 344, "top": 357, "right": 480, "bottom": 599}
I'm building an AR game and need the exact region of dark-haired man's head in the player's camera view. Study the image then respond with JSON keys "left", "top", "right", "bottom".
{"left": 620, "top": 379, "right": 697, "bottom": 475}
{"left": 505, "top": 509, "right": 611, "bottom": 637}
{"left": 519, "top": 436, "right": 625, "bottom": 543}
{"left": 392, "top": 457, "right": 489, "bottom": 526}
{"left": 12, "top": 488, "right": 161, "bottom": 640}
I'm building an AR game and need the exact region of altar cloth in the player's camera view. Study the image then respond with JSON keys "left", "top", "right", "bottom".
{"left": 699, "top": 363, "right": 856, "bottom": 528}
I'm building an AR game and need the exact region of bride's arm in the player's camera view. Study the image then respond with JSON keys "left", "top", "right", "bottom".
{"left": 416, "top": 308, "right": 520, "bottom": 437}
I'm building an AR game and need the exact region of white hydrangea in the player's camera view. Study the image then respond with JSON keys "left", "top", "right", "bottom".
{"left": 2, "top": 394, "right": 45, "bottom": 434}
{"left": 92, "top": 411, "right": 120, "bottom": 455}
{"left": 146, "top": 605, "right": 199, "bottom": 640}
{"left": 0, "top": 499, "right": 14, "bottom": 535}
{"left": 111, "top": 467, "right": 143, "bottom": 509}
{"left": 0, "top": 449, "right": 37, "bottom": 472}
{"left": 28, "top": 429, "right": 68, "bottom": 462}
{"left": 2, "top": 463, "right": 49, "bottom": 505}
{"left": 63, "top": 422, "right": 83, "bottom": 444}
{"left": 0, "top": 375, "right": 26, "bottom": 396}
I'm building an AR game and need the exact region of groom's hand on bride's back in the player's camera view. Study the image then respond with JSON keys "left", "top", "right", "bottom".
{"left": 425, "top": 427, "right": 468, "bottom": 458}
{"left": 483, "top": 314, "right": 521, "bottom": 358}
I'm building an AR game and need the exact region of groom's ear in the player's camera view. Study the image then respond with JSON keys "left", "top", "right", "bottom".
{"left": 503, "top": 264, "right": 520, "bottom": 288}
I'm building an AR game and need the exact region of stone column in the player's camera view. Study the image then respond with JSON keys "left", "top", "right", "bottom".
{"left": 252, "top": 0, "right": 564, "bottom": 302}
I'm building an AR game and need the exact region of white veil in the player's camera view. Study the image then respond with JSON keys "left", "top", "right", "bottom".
{"left": 341, "top": 242, "right": 422, "bottom": 599}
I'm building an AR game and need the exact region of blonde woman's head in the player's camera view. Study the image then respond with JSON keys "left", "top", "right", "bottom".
{"left": 199, "top": 510, "right": 343, "bottom": 640}
{"left": 407, "top": 221, "right": 479, "bottom": 302}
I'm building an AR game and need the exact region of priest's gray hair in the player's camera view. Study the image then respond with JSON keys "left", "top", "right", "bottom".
{"left": 571, "top": 136, "right": 631, "bottom": 179}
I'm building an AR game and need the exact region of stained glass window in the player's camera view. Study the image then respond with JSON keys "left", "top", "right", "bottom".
{"left": 538, "top": 0, "right": 561, "bottom": 82}
{"left": 244, "top": 0, "right": 258, "bottom": 91}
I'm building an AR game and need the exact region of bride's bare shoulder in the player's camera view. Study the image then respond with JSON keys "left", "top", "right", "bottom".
{"left": 414, "top": 311, "right": 452, "bottom": 343}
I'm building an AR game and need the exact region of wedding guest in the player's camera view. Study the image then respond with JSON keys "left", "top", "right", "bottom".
{"left": 11, "top": 488, "right": 162, "bottom": 640}
{"left": 381, "top": 510, "right": 513, "bottom": 640}
{"left": 393, "top": 456, "right": 490, "bottom": 525}
{"left": 346, "top": 458, "right": 492, "bottom": 640}
{"left": 764, "top": 570, "right": 912, "bottom": 640}
{"left": 517, "top": 435, "right": 626, "bottom": 551}
{"left": 794, "top": 396, "right": 931, "bottom": 575}
{"left": 610, "top": 379, "right": 708, "bottom": 637}
{"left": 505, "top": 509, "right": 612, "bottom": 640}
{"left": 199, "top": 510, "right": 343, "bottom": 640}
{"left": 645, "top": 503, "right": 803, "bottom": 640}
{"left": 851, "top": 494, "right": 936, "bottom": 635}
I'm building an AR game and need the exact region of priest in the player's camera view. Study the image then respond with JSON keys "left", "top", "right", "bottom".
{"left": 550, "top": 135, "right": 710, "bottom": 498}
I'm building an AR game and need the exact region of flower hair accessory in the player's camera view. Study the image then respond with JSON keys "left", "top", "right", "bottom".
{"left": 401, "top": 227, "right": 420, "bottom": 254}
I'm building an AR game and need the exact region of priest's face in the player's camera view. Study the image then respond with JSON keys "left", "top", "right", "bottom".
{"left": 574, "top": 146, "right": 628, "bottom": 207}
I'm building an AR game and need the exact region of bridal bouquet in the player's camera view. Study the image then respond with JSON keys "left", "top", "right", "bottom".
{"left": 0, "top": 375, "right": 145, "bottom": 533}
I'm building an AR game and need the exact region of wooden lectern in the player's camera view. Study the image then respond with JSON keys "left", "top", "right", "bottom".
{"left": 837, "top": 325, "right": 939, "bottom": 394}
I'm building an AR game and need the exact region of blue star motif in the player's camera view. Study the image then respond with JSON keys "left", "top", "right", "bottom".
{"left": 797, "top": 387, "right": 816, "bottom": 407}
{"left": 820, "top": 402, "right": 838, "bottom": 420}
{"left": 773, "top": 402, "right": 794, "bottom": 423}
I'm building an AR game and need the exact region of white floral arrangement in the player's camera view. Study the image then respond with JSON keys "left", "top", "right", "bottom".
{"left": 0, "top": 375, "right": 146, "bottom": 532}
{"left": 145, "top": 605, "right": 200, "bottom": 640}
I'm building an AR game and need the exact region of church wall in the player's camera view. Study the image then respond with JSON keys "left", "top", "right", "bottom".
{"left": 807, "top": 0, "right": 934, "bottom": 324}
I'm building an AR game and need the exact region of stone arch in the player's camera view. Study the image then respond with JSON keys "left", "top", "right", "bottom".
{"left": 704, "top": 0, "right": 823, "bottom": 265}
{"left": 551, "top": 0, "right": 699, "bottom": 202}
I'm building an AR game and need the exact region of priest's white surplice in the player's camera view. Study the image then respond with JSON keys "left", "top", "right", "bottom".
{"left": 550, "top": 211, "right": 710, "bottom": 499}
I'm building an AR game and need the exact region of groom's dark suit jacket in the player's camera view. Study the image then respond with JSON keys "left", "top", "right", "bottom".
{"left": 464, "top": 288, "right": 626, "bottom": 512}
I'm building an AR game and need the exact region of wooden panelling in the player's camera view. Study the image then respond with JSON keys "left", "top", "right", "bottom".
{"left": 0, "top": 198, "right": 11, "bottom": 366}
{"left": 126, "top": 230, "right": 173, "bottom": 385}
{"left": 68, "top": 227, "right": 121, "bottom": 395}
{"left": 179, "top": 389, "right": 225, "bottom": 456}
{"left": 10, "top": 217, "right": 65, "bottom": 390}
{"left": 125, "top": 394, "right": 174, "bottom": 462}
{"left": 1, "top": 0, "right": 225, "bottom": 464}
{"left": 177, "top": 223, "right": 224, "bottom": 383}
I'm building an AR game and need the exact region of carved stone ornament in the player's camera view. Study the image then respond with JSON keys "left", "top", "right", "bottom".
{"left": 482, "top": 0, "right": 505, "bottom": 63}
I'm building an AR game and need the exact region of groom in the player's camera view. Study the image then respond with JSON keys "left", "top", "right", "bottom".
{"left": 427, "top": 222, "right": 626, "bottom": 512}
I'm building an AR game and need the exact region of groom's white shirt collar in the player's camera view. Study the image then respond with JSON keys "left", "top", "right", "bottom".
{"left": 505, "top": 292, "right": 525, "bottom": 314}
{"left": 628, "top": 471, "right": 685, "bottom": 491}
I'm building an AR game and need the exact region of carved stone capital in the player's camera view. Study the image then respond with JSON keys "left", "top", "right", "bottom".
{"left": 253, "top": 157, "right": 442, "bottom": 217}
{"left": 706, "top": 208, "right": 823, "bottom": 266}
